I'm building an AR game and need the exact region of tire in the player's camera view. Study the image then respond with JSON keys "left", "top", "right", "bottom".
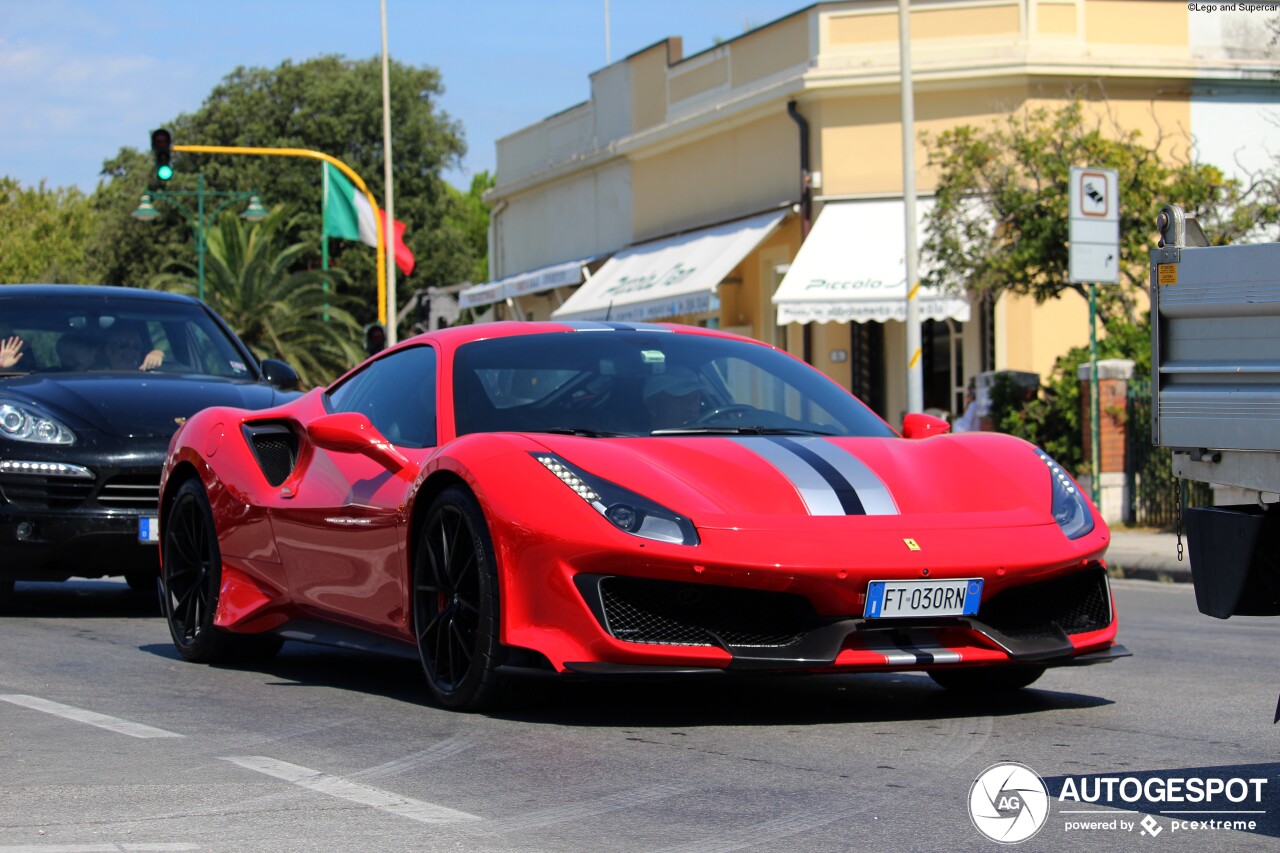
{"left": 161, "top": 479, "right": 281, "bottom": 663}
{"left": 413, "top": 486, "right": 507, "bottom": 710}
{"left": 0, "top": 578, "right": 14, "bottom": 614}
{"left": 928, "top": 665, "right": 1046, "bottom": 693}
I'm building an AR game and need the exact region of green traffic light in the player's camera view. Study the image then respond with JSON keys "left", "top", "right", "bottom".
{"left": 157, "top": 164, "right": 174, "bottom": 181}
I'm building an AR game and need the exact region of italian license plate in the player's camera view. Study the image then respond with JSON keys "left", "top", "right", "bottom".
{"left": 138, "top": 517, "right": 160, "bottom": 544}
{"left": 864, "top": 578, "right": 982, "bottom": 619}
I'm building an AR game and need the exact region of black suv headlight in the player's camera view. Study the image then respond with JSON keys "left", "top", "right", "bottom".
{"left": 0, "top": 402, "right": 75, "bottom": 445}
{"left": 531, "top": 452, "right": 699, "bottom": 546}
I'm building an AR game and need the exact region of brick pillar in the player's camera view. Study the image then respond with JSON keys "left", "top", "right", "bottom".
{"left": 1077, "top": 358, "right": 1135, "bottom": 525}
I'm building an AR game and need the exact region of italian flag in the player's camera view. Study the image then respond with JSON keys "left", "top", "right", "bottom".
{"left": 321, "top": 162, "right": 415, "bottom": 276}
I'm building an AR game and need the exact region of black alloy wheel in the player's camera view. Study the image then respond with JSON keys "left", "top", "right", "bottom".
{"left": 414, "top": 486, "right": 506, "bottom": 710}
{"left": 928, "top": 665, "right": 1046, "bottom": 693}
{"left": 162, "top": 478, "right": 280, "bottom": 663}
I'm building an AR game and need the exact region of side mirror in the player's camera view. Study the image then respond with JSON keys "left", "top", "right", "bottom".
{"left": 307, "top": 412, "right": 413, "bottom": 476}
{"left": 261, "top": 358, "right": 300, "bottom": 391}
{"left": 902, "top": 412, "right": 951, "bottom": 439}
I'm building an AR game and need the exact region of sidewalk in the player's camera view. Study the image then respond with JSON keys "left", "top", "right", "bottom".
{"left": 1103, "top": 530, "right": 1192, "bottom": 583}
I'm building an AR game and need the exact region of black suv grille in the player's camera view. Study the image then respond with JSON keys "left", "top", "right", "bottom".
{"left": 0, "top": 473, "right": 95, "bottom": 509}
{"left": 978, "top": 568, "right": 1112, "bottom": 639}
{"left": 597, "top": 577, "right": 820, "bottom": 648}
{"left": 0, "top": 470, "right": 159, "bottom": 511}
{"left": 97, "top": 474, "right": 160, "bottom": 510}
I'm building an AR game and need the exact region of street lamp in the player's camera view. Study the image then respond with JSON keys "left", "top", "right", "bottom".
{"left": 131, "top": 174, "right": 267, "bottom": 302}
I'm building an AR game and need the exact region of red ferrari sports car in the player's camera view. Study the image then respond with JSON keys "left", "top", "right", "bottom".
{"left": 158, "top": 322, "right": 1127, "bottom": 710}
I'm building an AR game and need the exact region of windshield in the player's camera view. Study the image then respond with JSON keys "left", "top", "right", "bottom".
{"left": 0, "top": 292, "right": 254, "bottom": 380}
{"left": 452, "top": 331, "right": 895, "bottom": 438}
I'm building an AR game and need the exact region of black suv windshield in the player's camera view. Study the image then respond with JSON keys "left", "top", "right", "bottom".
{"left": 0, "top": 293, "right": 254, "bottom": 380}
{"left": 453, "top": 331, "right": 895, "bottom": 438}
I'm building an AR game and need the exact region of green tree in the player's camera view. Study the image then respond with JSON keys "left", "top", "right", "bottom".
{"left": 88, "top": 55, "right": 479, "bottom": 330}
{"left": 922, "top": 100, "right": 1278, "bottom": 325}
{"left": 440, "top": 170, "right": 495, "bottom": 286}
{"left": 149, "top": 206, "right": 364, "bottom": 388}
{"left": 0, "top": 178, "right": 94, "bottom": 284}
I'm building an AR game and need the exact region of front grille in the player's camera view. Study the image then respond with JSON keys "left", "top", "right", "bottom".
{"left": 598, "top": 577, "right": 820, "bottom": 648}
{"left": 246, "top": 425, "right": 298, "bottom": 487}
{"left": 97, "top": 474, "right": 160, "bottom": 510}
{"left": 978, "top": 568, "right": 1112, "bottom": 639}
{"left": 0, "top": 473, "right": 95, "bottom": 509}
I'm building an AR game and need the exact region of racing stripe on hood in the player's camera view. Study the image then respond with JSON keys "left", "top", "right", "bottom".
{"left": 794, "top": 437, "right": 899, "bottom": 516}
{"left": 732, "top": 437, "right": 898, "bottom": 516}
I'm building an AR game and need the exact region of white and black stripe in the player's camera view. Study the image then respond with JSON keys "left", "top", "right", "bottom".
{"left": 733, "top": 436, "right": 899, "bottom": 517}
{"left": 856, "top": 633, "right": 962, "bottom": 665}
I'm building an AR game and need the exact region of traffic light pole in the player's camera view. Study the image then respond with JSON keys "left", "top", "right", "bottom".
{"left": 171, "top": 145, "right": 389, "bottom": 328}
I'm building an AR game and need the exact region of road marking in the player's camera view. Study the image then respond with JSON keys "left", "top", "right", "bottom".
{"left": 0, "top": 840, "right": 197, "bottom": 845}
{"left": 221, "top": 756, "right": 481, "bottom": 825}
{"left": 0, "top": 695, "right": 182, "bottom": 739}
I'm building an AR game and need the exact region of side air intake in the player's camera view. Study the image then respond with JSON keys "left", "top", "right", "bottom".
{"left": 244, "top": 424, "right": 298, "bottom": 487}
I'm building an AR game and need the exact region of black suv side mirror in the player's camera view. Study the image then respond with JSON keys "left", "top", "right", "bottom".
{"left": 260, "top": 358, "right": 300, "bottom": 391}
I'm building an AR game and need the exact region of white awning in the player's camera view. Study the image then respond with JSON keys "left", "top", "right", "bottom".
{"left": 551, "top": 210, "right": 786, "bottom": 323}
{"left": 458, "top": 256, "right": 597, "bottom": 309}
{"left": 772, "top": 199, "right": 970, "bottom": 325}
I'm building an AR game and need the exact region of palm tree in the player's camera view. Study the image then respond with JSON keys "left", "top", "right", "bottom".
{"left": 150, "top": 206, "right": 364, "bottom": 387}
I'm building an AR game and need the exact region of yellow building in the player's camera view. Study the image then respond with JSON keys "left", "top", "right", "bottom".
{"left": 466, "top": 0, "right": 1279, "bottom": 425}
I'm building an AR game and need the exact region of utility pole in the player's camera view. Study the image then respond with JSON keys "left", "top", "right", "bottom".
{"left": 899, "top": 0, "right": 924, "bottom": 415}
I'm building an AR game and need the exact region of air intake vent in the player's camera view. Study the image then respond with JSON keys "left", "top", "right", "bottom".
{"left": 0, "top": 472, "right": 95, "bottom": 509}
{"left": 979, "top": 567, "right": 1112, "bottom": 639}
{"left": 245, "top": 424, "right": 298, "bottom": 487}
{"left": 98, "top": 474, "right": 160, "bottom": 509}
{"left": 593, "top": 576, "right": 820, "bottom": 648}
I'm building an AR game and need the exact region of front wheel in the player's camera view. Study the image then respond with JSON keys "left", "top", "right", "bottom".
{"left": 162, "top": 478, "right": 281, "bottom": 663}
{"left": 928, "top": 665, "right": 1046, "bottom": 693}
{"left": 413, "top": 486, "right": 506, "bottom": 710}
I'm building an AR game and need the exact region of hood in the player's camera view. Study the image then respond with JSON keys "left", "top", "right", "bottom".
{"left": 1, "top": 373, "right": 288, "bottom": 439}
{"left": 523, "top": 432, "right": 1056, "bottom": 529}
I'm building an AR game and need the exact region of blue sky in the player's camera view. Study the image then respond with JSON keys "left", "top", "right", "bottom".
{"left": 2, "top": 0, "right": 808, "bottom": 194}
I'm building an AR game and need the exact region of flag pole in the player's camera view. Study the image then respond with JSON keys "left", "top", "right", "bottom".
{"left": 380, "top": 0, "right": 398, "bottom": 346}
{"left": 320, "top": 163, "right": 330, "bottom": 322}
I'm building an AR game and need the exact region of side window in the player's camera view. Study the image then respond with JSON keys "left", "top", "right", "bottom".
{"left": 327, "top": 346, "right": 438, "bottom": 448}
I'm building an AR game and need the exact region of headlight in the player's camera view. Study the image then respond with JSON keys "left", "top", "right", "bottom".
{"left": 1034, "top": 449, "right": 1094, "bottom": 539}
{"left": 0, "top": 402, "right": 76, "bottom": 445}
{"left": 531, "top": 452, "right": 699, "bottom": 546}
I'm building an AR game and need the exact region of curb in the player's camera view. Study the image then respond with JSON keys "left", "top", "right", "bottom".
{"left": 1107, "top": 564, "right": 1192, "bottom": 584}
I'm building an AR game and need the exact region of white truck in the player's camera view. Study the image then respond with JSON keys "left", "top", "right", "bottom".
{"left": 1150, "top": 204, "right": 1280, "bottom": 622}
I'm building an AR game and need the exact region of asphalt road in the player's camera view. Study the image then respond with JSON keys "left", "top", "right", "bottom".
{"left": 1, "top": 578, "right": 1277, "bottom": 853}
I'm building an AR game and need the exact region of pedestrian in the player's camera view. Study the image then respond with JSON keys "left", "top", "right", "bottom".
{"left": 952, "top": 379, "right": 981, "bottom": 432}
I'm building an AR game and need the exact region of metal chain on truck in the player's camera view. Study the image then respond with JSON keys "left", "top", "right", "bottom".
{"left": 1175, "top": 478, "right": 1185, "bottom": 562}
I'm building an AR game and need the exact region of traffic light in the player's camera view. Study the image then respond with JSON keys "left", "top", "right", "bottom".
{"left": 150, "top": 128, "right": 173, "bottom": 181}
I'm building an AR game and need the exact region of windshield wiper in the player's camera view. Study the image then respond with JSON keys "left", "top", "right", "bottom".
{"left": 535, "top": 427, "right": 630, "bottom": 438}
{"left": 650, "top": 426, "right": 841, "bottom": 436}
